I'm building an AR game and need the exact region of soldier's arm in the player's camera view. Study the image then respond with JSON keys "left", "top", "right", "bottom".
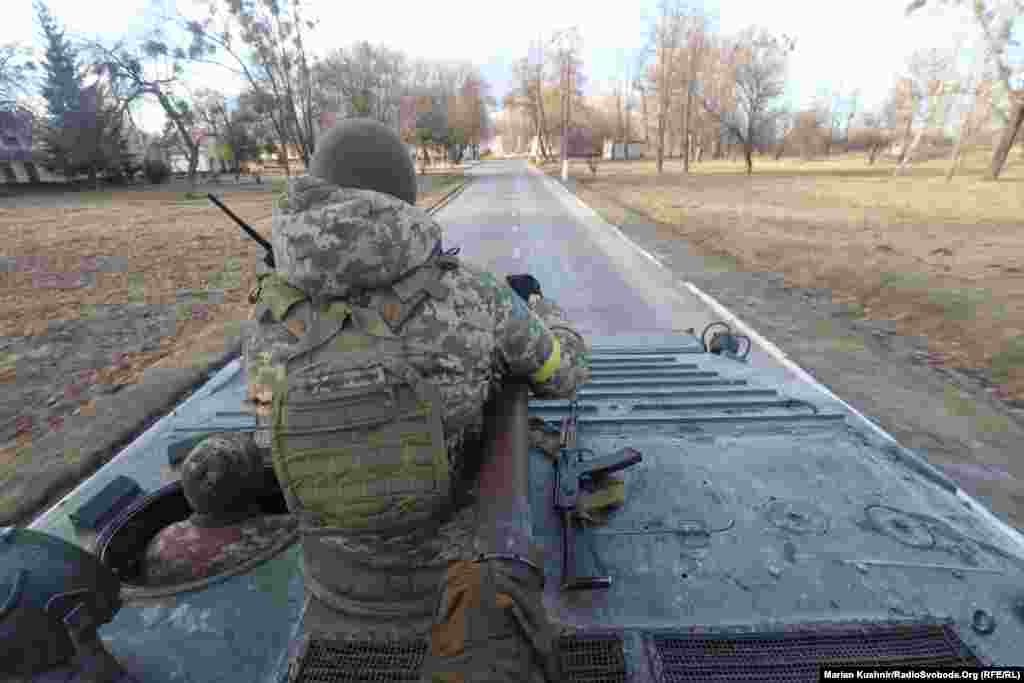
{"left": 493, "top": 284, "right": 590, "bottom": 399}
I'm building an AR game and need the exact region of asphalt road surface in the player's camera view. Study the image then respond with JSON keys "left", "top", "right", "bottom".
{"left": 437, "top": 159, "right": 718, "bottom": 342}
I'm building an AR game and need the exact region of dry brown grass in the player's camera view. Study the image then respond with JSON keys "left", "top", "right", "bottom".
{"left": 555, "top": 147, "right": 1024, "bottom": 402}
{"left": 0, "top": 175, "right": 464, "bottom": 387}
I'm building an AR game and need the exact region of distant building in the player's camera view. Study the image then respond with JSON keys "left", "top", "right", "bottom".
{"left": 603, "top": 140, "right": 646, "bottom": 160}
{"left": 168, "top": 128, "right": 222, "bottom": 173}
{"left": 0, "top": 109, "right": 34, "bottom": 164}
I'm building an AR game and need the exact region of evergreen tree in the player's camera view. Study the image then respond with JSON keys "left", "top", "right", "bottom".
{"left": 35, "top": 0, "right": 84, "bottom": 175}
{"left": 35, "top": 1, "right": 128, "bottom": 185}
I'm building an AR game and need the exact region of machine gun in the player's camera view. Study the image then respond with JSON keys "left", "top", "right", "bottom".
{"left": 207, "top": 193, "right": 275, "bottom": 269}
{"left": 555, "top": 398, "right": 643, "bottom": 591}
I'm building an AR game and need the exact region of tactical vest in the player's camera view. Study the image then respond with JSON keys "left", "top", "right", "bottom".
{"left": 256, "top": 254, "right": 461, "bottom": 620}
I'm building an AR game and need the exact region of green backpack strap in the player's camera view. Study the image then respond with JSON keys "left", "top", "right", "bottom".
{"left": 383, "top": 257, "right": 459, "bottom": 334}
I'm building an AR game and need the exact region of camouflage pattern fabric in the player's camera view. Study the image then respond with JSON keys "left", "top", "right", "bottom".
{"left": 180, "top": 433, "right": 265, "bottom": 524}
{"left": 142, "top": 515, "right": 297, "bottom": 586}
{"left": 241, "top": 177, "right": 587, "bottom": 682}
{"left": 246, "top": 180, "right": 592, "bottom": 559}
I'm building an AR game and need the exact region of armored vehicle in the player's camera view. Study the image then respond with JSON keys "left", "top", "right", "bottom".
{"left": 7, "top": 162, "right": 1024, "bottom": 681}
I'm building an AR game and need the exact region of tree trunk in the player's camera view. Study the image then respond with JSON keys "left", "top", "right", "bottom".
{"left": 640, "top": 90, "right": 650, "bottom": 143}
{"left": 744, "top": 142, "right": 753, "bottom": 175}
{"left": 533, "top": 69, "right": 552, "bottom": 162}
{"left": 896, "top": 116, "right": 913, "bottom": 164}
{"left": 984, "top": 95, "right": 1024, "bottom": 181}
{"left": 945, "top": 103, "right": 975, "bottom": 182}
{"left": 868, "top": 144, "right": 881, "bottom": 165}
{"left": 682, "top": 83, "right": 692, "bottom": 174}
{"left": 656, "top": 108, "right": 665, "bottom": 173}
{"left": 894, "top": 128, "right": 925, "bottom": 176}
{"left": 188, "top": 151, "right": 200, "bottom": 187}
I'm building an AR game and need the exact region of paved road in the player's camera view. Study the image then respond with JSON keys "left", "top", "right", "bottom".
{"left": 436, "top": 160, "right": 718, "bottom": 342}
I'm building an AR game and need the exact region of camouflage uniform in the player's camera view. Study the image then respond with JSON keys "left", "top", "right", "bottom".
{"left": 245, "top": 176, "right": 589, "bottom": 680}
{"left": 247, "top": 177, "right": 590, "bottom": 513}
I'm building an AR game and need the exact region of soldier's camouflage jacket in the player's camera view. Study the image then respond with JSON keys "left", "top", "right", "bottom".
{"left": 243, "top": 175, "right": 590, "bottom": 563}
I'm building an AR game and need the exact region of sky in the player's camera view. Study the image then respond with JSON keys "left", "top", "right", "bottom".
{"left": 2, "top": 0, "right": 1010, "bottom": 134}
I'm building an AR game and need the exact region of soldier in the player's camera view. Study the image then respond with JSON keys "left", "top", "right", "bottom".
{"left": 244, "top": 118, "right": 590, "bottom": 682}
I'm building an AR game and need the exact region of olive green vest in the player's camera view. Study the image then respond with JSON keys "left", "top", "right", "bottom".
{"left": 257, "top": 256, "right": 460, "bottom": 617}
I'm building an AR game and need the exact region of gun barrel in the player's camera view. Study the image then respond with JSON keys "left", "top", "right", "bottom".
{"left": 475, "top": 380, "right": 532, "bottom": 559}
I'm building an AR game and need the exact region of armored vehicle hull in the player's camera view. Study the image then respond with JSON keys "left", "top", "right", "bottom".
{"left": 20, "top": 328, "right": 1024, "bottom": 681}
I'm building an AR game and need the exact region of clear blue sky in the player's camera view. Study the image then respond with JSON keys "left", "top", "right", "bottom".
{"left": 3, "top": 0, "right": 1010, "bottom": 133}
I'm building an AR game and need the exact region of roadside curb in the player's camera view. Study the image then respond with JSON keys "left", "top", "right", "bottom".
{"left": 527, "top": 162, "right": 1024, "bottom": 554}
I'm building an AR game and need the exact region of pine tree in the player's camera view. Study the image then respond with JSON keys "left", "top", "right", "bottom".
{"left": 35, "top": 0, "right": 84, "bottom": 175}
{"left": 35, "top": 1, "right": 129, "bottom": 185}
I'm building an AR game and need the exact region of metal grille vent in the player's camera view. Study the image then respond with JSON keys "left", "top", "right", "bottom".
{"left": 559, "top": 633, "right": 627, "bottom": 683}
{"left": 289, "top": 638, "right": 427, "bottom": 682}
{"left": 649, "top": 624, "right": 981, "bottom": 682}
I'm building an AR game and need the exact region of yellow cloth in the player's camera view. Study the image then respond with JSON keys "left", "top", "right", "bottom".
{"left": 530, "top": 336, "right": 561, "bottom": 384}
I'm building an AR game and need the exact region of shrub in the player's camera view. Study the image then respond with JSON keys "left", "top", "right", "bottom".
{"left": 144, "top": 159, "right": 171, "bottom": 184}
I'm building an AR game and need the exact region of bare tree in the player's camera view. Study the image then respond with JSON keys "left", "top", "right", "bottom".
{"left": 888, "top": 78, "right": 914, "bottom": 164}
{"left": 844, "top": 90, "right": 860, "bottom": 152}
{"left": 0, "top": 43, "right": 36, "bottom": 108}
{"left": 650, "top": 0, "right": 684, "bottom": 173}
{"left": 907, "top": 0, "right": 1022, "bottom": 179}
{"left": 701, "top": 29, "right": 794, "bottom": 174}
{"left": 316, "top": 42, "right": 406, "bottom": 127}
{"left": 678, "top": 13, "right": 708, "bottom": 172}
{"left": 549, "top": 27, "right": 584, "bottom": 174}
{"left": 699, "top": 34, "right": 741, "bottom": 159}
{"left": 87, "top": 36, "right": 207, "bottom": 185}
{"left": 893, "top": 47, "right": 957, "bottom": 175}
{"left": 510, "top": 40, "right": 552, "bottom": 161}
{"left": 773, "top": 110, "right": 794, "bottom": 159}
{"left": 947, "top": 71, "right": 997, "bottom": 180}
{"left": 849, "top": 111, "right": 892, "bottom": 164}
{"left": 181, "top": 0, "right": 321, "bottom": 172}
{"left": 791, "top": 108, "right": 826, "bottom": 159}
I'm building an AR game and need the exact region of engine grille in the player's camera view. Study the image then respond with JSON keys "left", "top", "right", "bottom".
{"left": 287, "top": 633, "right": 628, "bottom": 682}
{"left": 558, "top": 632, "right": 628, "bottom": 683}
{"left": 648, "top": 624, "right": 981, "bottom": 682}
{"left": 288, "top": 638, "right": 427, "bottom": 682}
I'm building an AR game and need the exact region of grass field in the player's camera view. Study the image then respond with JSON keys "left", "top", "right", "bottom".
{"left": 547, "top": 146, "right": 1024, "bottom": 403}
{"left": 0, "top": 171, "right": 465, "bottom": 385}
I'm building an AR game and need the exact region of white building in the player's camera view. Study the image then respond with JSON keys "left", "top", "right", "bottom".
{"left": 603, "top": 140, "right": 647, "bottom": 160}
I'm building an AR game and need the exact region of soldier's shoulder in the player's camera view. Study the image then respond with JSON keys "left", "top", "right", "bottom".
{"left": 441, "top": 260, "right": 505, "bottom": 300}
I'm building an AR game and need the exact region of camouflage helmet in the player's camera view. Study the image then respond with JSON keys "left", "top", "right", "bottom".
{"left": 309, "top": 118, "right": 417, "bottom": 205}
{"left": 180, "top": 433, "right": 264, "bottom": 525}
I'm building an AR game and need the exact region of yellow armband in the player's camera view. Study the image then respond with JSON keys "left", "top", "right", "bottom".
{"left": 530, "top": 336, "right": 562, "bottom": 384}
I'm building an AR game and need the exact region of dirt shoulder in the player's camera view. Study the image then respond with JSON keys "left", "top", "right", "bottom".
{"left": 0, "top": 172, "right": 465, "bottom": 526}
{"left": 544, "top": 153, "right": 1024, "bottom": 531}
